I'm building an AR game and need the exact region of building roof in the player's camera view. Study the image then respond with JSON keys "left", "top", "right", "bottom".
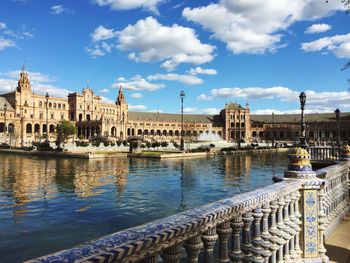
{"left": 225, "top": 102, "right": 245, "bottom": 110}
{"left": 129, "top": 110, "right": 350, "bottom": 125}
{"left": 251, "top": 112, "right": 350, "bottom": 123}
{"left": 128, "top": 111, "right": 217, "bottom": 124}
{"left": 0, "top": 97, "right": 14, "bottom": 111}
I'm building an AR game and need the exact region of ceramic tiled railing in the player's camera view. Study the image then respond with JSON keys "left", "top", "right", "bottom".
{"left": 28, "top": 147, "right": 350, "bottom": 263}
{"left": 29, "top": 180, "right": 304, "bottom": 263}
{"left": 316, "top": 162, "right": 350, "bottom": 239}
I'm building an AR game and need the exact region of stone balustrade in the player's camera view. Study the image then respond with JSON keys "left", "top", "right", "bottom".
{"left": 28, "top": 147, "right": 350, "bottom": 263}
{"left": 308, "top": 147, "right": 340, "bottom": 162}
{"left": 316, "top": 163, "right": 350, "bottom": 239}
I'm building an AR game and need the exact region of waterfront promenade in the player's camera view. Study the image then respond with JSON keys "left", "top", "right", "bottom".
{"left": 326, "top": 213, "right": 350, "bottom": 263}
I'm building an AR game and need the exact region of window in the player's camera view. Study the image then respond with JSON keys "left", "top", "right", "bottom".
{"left": 51, "top": 112, "right": 54, "bottom": 119}
{"left": 61, "top": 113, "right": 64, "bottom": 120}
{"left": 58, "top": 103, "right": 61, "bottom": 109}
{"left": 39, "top": 112, "right": 43, "bottom": 119}
{"left": 62, "top": 104, "right": 65, "bottom": 109}
{"left": 39, "top": 101, "right": 43, "bottom": 107}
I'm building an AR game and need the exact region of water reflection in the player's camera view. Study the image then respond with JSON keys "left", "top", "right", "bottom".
{"left": 0, "top": 152, "right": 287, "bottom": 262}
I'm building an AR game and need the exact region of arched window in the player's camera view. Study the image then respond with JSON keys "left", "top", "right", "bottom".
{"left": 26, "top": 123, "right": 32, "bottom": 134}
{"left": 49, "top": 124, "right": 55, "bottom": 133}
{"left": 58, "top": 103, "right": 61, "bottom": 109}
{"left": 39, "top": 101, "right": 43, "bottom": 107}
{"left": 53, "top": 103, "right": 57, "bottom": 108}
{"left": 79, "top": 114, "right": 83, "bottom": 122}
{"left": 49, "top": 102, "right": 52, "bottom": 108}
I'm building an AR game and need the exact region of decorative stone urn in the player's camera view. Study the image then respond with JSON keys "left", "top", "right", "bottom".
{"left": 284, "top": 147, "right": 316, "bottom": 179}
{"left": 340, "top": 144, "right": 350, "bottom": 161}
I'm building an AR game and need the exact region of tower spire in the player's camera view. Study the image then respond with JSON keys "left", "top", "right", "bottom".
{"left": 116, "top": 84, "right": 126, "bottom": 106}
{"left": 22, "top": 60, "right": 26, "bottom": 72}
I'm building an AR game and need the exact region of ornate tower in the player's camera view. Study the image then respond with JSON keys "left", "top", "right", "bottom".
{"left": 115, "top": 85, "right": 128, "bottom": 139}
{"left": 16, "top": 65, "right": 32, "bottom": 93}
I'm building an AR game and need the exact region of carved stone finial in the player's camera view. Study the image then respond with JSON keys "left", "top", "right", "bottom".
{"left": 340, "top": 144, "right": 350, "bottom": 161}
{"left": 284, "top": 147, "right": 316, "bottom": 179}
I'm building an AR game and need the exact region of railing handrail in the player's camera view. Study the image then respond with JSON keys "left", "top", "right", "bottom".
{"left": 28, "top": 180, "right": 303, "bottom": 263}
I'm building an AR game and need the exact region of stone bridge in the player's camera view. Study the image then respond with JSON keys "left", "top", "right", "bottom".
{"left": 28, "top": 146, "right": 350, "bottom": 263}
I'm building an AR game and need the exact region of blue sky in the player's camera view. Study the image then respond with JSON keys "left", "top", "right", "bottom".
{"left": 0, "top": 0, "right": 349, "bottom": 115}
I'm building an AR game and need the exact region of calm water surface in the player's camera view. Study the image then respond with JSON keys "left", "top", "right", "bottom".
{"left": 0, "top": 152, "right": 287, "bottom": 262}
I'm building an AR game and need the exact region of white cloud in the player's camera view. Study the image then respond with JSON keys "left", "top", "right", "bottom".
{"left": 183, "top": 0, "right": 344, "bottom": 54}
{"left": 101, "top": 96, "right": 114, "bottom": 104}
{"left": 92, "top": 0, "right": 163, "bottom": 13}
{"left": 130, "top": 93, "right": 143, "bottom": 98}
{"left": 196, "top": 94, "right": 213, "bottom": 101}
{"left": 113, "top": 75, "right": 164, "bottom": 91}
{"left": 129, "top": 104, "right": 147, "bottom": 111}
{"left": 0, "top": 37, "right": 15, "bottom": 51}
{"left": 189, "top": 67, "right": 217, "bottom": 75}
{"left": 252, "top": 109, "right": 286, "bottom": 115}
{"left": 0, "top": 22, "right": 6, "bottom": 29}
{"left": 91, "top": 25, "right": 118, "bottom": 43}
{"left": 211, "top": 86, "right": 298, "bottom": 101}
{"left": 253, "top": 108, "right": 335, "bottom": 115}
{"left": 183, "top": 107, "right": 220, "bottom": 115}
{"left": 0, "top": 70, "right": 72, "bottom": 97}
{"left": 118, "top": 17, "right": 215, "bottom": 70}
{"left": 147, "top": 73, "right": 203, "bottom": 85}
{"left": 85, "top": 46, "right": 105, "bottom": 58}
{"left": 50, "top": 5, "right": 72, "bottom": 15}
{"left": 301, "top": 33, "right": 350, "bottom": 58}
{"left": 50, "top": 5, "right": 64, "bottom": 14}
{"left": 305, "top": 23, "right": 331, "bottom": 34}
{"left": 6, "top": 70, "right": 55, "bottom": 83}
{"left": 99, "top": 88, "right": 110, "bottom": 93}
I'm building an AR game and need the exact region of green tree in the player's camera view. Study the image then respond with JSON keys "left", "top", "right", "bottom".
{"left": 56, "top": 120, "right": 76, "bottom": 147}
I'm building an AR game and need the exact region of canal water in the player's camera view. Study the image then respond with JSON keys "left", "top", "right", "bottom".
{"left": 0, "top": 152, "right": 288, "bottom": 262}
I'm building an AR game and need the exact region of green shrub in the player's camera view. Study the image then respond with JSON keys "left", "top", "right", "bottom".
{"left": 37, "top": 141, "right": 54, "bottom": 151}
{"left": 0, "top": 143, "right": 10, "bottom": 149}
{"left": 161, "top": 141, "right": 169, "bottom": 148}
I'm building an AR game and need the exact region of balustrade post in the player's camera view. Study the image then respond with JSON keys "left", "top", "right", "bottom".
{"left": 318, "top": 188, "right": 329, "bottom": 262}
{"left": 229, "top": 216, "right": 244, "bottom": 263}
{"left": 276, "top": 196, "right": 287, "bottom": 263}
{"left": 241, "top": 212, "right": 254, "bottom": 262}
{"left": 161, "top": 244, "right": 182, "bottom": 263}
{"left": 251, "top": 207, "right": 264, "bottom": 263}
{"left": 261, "top": 204, "right": 272, "bottom": 262}
{"left": 184, "top": 235, "right": 203, "bottom": 263}
{"left": 201, "top": 227, "right": 218, "bottom": 263}
{"left": 284, "top": 147, "right": 328, "bottom": 263}
{"left": 268, "top": 200, "right": 279, "bottom": 263}
{"left": 140, "top": 255, "right": 159, "bottom": 263}
{"left": 217, "top": 221, "right": 232, "bottom": 263}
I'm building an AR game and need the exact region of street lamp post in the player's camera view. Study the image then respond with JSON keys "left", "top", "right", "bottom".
{"left": 335, "top": 108, "right": 340, "bottom": 147}
{"left": 272, "top": 112, "right": 275, "bottom": 148}
{"left": 299, "top": 92, "right": 307, "bottom": 148}
{"left": 4, "top": 103, "right": 7, "bottom": 134}
{"left": 180, "top": 90, "right": 185, "bottom": 151}
{"left": 45, "top": 92, "right": 49, "bottom": 142}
